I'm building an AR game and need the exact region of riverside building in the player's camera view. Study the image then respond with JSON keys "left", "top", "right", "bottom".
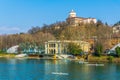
{"left": 45, "top": 40, "right": 90, "bottom": 55}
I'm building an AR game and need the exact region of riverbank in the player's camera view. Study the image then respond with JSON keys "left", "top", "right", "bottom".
{"left": 88, "top": 55, "right": 120, "bottom": 63}
{"left": 0, "top": 53, "right": 16, "bottom": 58}
{"left": 1, "top": 53, "right": 120, "bottom": 63}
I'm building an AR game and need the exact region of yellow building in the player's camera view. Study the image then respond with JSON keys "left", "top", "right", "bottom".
{"left": 45, "top": 40, "right": 90, "bottom": 55}
{"left": 66, "top": 10, "right": 97, "bottom": 26}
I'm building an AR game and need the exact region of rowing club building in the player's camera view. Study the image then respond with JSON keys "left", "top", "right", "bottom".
{"left": 45, "top": 40, "right": 90, "bottom": 55}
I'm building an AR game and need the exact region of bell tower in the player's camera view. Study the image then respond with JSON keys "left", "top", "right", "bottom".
{"left": 69, "top": 10, "right": 76, "bottom": 18}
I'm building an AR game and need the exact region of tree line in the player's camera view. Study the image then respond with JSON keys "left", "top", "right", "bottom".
{"left": 0, "top": 20, "right": 120, "bottom": 53}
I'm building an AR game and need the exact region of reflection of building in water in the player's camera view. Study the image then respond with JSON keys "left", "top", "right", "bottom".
{"left": 66, "top": 10, "right": 97, "bottom": 26}
{"left": 44, "top": 60, "right": 59, "bottom": 78}
{"left": 44, "top": 60, "right": 69, "bottom": 79}
{"left": 45, "top": 40, "right": 90, "bottom": 54}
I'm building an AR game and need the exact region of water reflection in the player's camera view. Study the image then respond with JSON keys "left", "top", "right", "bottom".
{"left": 0, "top": 58, "right": 120, "bottom": 80}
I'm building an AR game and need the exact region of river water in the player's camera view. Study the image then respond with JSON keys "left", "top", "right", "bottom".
{"left": 0, "top": 58, "right": 120, "bottom": 80}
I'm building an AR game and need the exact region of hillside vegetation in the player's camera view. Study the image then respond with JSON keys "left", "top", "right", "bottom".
{"left": 0, "top": 20, "right": 120, "bottom": 52}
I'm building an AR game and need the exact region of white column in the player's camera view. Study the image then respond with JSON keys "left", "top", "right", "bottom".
{"left": 45, "top": 42, "right": 48, "bottom": 54}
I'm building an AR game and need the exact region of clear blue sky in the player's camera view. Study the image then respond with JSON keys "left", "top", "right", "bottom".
{"left": 0, "top": 0, "right": 120, "bottom": 34}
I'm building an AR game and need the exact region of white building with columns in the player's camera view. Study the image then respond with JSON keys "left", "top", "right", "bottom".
{"left": 45, "top": 40, "right": 90, "bottom": 55}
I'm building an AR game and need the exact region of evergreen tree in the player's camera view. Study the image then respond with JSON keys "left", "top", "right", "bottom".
{"left": 94, "top": 43, "right": 103, "bottom": 57}
{"left": 115, "top": 46, "right": 120, "bottom": 57}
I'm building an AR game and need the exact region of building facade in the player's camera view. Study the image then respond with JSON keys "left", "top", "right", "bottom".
{"left": 113, "top": 25, "right": 120, "bottom": 33}
{"left": 45, "top": 40, "right": 90, "bottom": 55}
{"left": 66, "top": 10, "right": 97, "bottom": 26}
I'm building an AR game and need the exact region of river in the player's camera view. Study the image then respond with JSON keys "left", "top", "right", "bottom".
{"left": 0, "top": 58, "right": 120, "bottom": 80}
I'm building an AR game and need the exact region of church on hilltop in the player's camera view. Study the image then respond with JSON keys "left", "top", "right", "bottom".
{"left": 66, "top": 10, "right": 97, "bottom": 26}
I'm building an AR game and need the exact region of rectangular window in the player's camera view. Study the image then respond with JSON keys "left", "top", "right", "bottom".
{"left": 49, "top": 43, "right": 56, "bottom": 48}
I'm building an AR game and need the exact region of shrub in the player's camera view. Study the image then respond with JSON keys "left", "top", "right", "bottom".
{"left": 108, "top": 56, "right": 114, "bottom": 62}
{"left": 67, "top": 43, "right": 83, "bottom": 56}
